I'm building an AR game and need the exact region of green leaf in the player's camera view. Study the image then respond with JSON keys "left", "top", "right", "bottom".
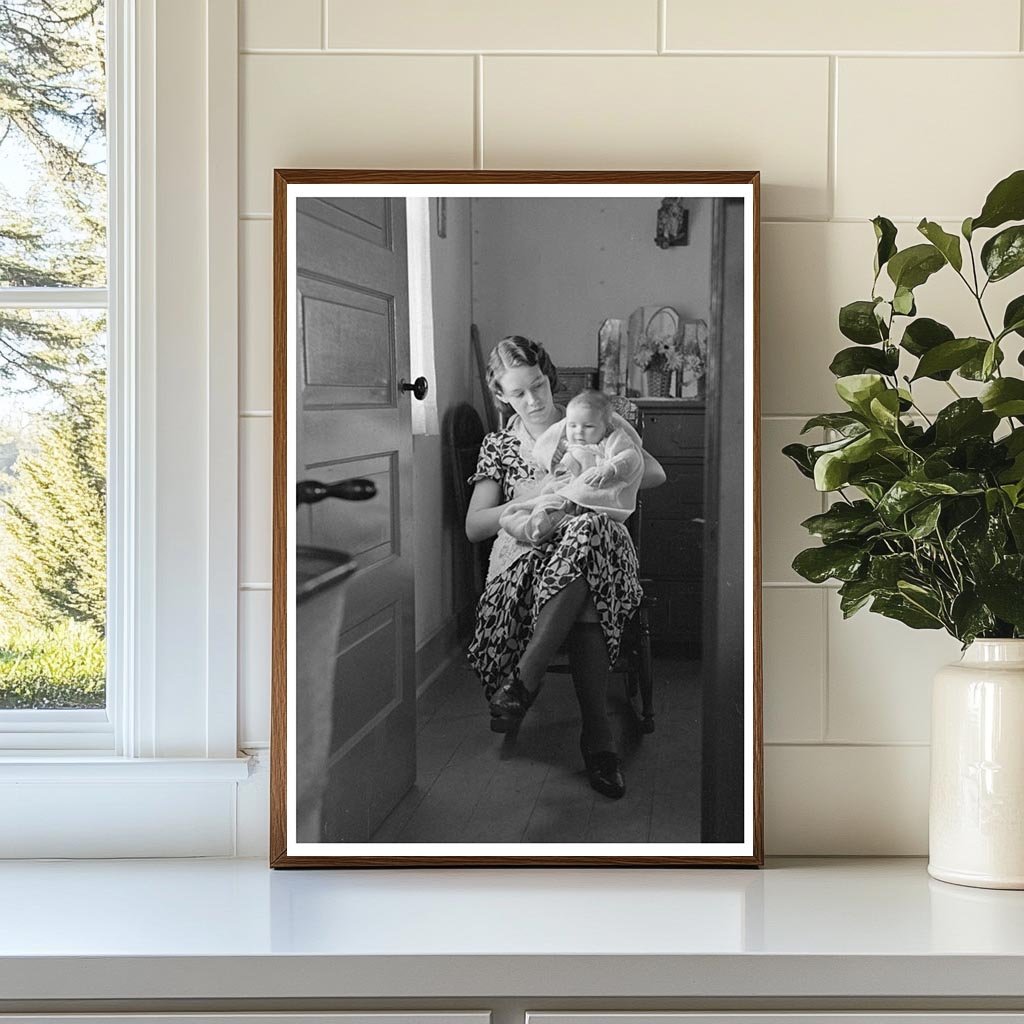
{"left": 877, "top": 479, "right": 958, "bottom": 524}
{"left": 809, "top": 433, "right": 865, "bottom": 456}
{"left": 846, "top": 432, "right": 888, "bottom": 463}
{"left": 933, "top": 399, "right": 998, "bottom": 445}
{"left": 800, "top": 501, "right": 879, "bottom": 543}
{"left": 872, "top": 216, "right": 898, "bottom": 277}
{"left": 933, "top": 470, "right": 987, "bottom": 494}
{"left": 1003, "top": 295, "right": 1024, "bottom": 340}
{"left": 981, "top": 225, "right": 1024, "bottom": 283}
{"left": 849, "top": 458, "right": 908, "bottom": 489}
{"left": 949, "top": 593, "right": 995, "bottom": 644}
{"left": 869, "top": 552, "right": 914, "bottom": 586}
{"left": 792, "top": 542, "right": 866, "bottom": 583}
{"left": 868, "top": 389, "right": 902, "bottom": 431}
{"left": 781, "top": 443, "right": 815, "bottom": 479}
{"left": 814, "top": 450, "right": 851, "bottom": 491}
{"left": 971, "top": 169, "right": 1024, "bottom": 232}
{"left": 985, "top": 487, "right": 1008, "bottom": 513}
{"left": 976, "top": 579, "right": 1024, "bottom": 629}
{"left": 1006, "top": 428, "right": 1024, "bottom": 456}
{"left": 800, "top": 413, "right": 866, "bottom": 435}
{"left": 892, "top": 286, "right": 916, "bottom": 316}
{"left": 900, "top": 319, "right": 955, "bottom": 380}
{"left": 887, "top": 243, "right": 946, "bottom": 291}
{"left": 871, "top": 594, "right": 943, "bottom": 630}
{"left": 911, "top": 338, "right": 988, "bottom": 381}
{"left": 962, "top": 216, "right": 974, "bottom": 241}
{"left": 950, "top": 504, "right": 1005, "bottom": 573}
{"left": 982, "top": 341, "right": 1000, "bottom": 381}
{"left": 829, "top": 345, "right": 899, "bottom": 378}
{"left": 980, "top": 378, "right": 1024, "bottom": 418}
{"left": 960, "top": 343, "right": 1004, "bottom": 381}
{"left": 839, "top": 300, "right": 887, "bottom": 345}
{"left": 856, "top": 481, "right": 885, "bottom": 504}
{"left": 838, "top": 579, "right": 881, "bottom": 618}
{"left": 1008, "top": 508, "right": 1024, "bottom": 548}
{"left": 908, "top": 500, "right": 942, "bottom": 539}
{"left": 917, "top": 219, "right": 963, "bottom": 272}
{"left": 836, "top": 373, "right": 886, "bottom": 414}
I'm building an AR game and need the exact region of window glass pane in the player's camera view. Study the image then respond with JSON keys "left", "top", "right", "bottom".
{"left": 0, "top": 1, "right": 107, "bottom": 288}
{"left": 0, "top": 309, "right": 106, "bottom": 709}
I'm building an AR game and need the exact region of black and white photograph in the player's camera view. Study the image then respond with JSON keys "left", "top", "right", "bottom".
{"left": 271, "top": 171, "right": 761, "bottom": 866}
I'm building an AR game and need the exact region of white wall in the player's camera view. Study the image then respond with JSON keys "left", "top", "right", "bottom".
{"left": 236, "top": 0, "right": 1024, "bottom": 854}
{"left": 471, "top": 197, "right": 712, "bottom": 368}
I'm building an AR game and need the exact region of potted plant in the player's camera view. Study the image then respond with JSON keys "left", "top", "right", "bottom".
{"left": 785, "top": 169, "right": 1024, "bottom": 889}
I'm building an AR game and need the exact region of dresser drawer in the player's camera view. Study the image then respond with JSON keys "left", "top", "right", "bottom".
{"left": 640, "top": 461, "right": 703, "bottom": 516}
{"left": 640, "top": 516, "right": 704, "bottom": 578}
{"left": 642, "top": 409, "right": 705, "bottom": 456}
{"left": 642, "top": 580, "right": 702, "bottom": 641}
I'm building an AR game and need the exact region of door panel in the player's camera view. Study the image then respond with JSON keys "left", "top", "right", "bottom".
{"left": 299, "top": 273, "right": 395, "bottom": 406}
{"left": 294, "top": 197, "right": 415, "bottom": 845}
{"left": 307, "top": 453, "right": 397, "bottom": 570}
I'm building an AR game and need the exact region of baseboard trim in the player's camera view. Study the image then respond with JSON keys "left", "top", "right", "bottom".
{"left": 415, "top": 605, "right": 474, "bottom": 699}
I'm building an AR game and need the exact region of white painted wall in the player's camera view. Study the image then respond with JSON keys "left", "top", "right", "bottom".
{"left": 235, "top": 0, "right": 1024, "bottom": 855}
{"left": 471, "top": 197, "right": 712, "bottom": 368}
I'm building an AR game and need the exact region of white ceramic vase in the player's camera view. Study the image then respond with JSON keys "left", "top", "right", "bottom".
{"left": 929, "top": 639, "right": 1024, "bottom": 889}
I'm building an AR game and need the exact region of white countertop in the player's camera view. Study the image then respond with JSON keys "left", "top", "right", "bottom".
{"left": 3, "top": 857, "right": 1024, "bottom": 1001}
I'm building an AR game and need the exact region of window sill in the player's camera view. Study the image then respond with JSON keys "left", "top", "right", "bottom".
{"left": 0, "top": 754, "right": 252, "bottom": 782}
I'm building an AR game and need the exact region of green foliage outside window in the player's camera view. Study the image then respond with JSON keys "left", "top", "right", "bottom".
{"left": 0, "top": 1, "right": 107, "bottom": 708}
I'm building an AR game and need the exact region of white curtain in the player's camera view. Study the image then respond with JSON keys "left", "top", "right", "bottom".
{"left": 406, "top": 197, "right": 439, "bottom": 436}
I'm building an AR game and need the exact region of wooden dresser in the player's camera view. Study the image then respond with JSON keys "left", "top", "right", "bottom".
{"left": 635, "top": 399, "right": 705, "bottom": 654}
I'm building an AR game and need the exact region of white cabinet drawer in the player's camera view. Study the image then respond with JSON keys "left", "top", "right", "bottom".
{"left": 0, "top": 1015, "right": 490, "bottom": 1024}
{"left": 529, "top": 1016, "right": 1024, "bottom": 1024}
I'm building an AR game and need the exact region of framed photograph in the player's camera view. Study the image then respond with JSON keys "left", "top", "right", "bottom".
{"left": 271, "top": 171, "right": 762, "bottom": 867}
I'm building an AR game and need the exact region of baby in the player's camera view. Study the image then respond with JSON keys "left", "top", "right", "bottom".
{"left": 500, "top": 390, "right": 645, "bottom": 545}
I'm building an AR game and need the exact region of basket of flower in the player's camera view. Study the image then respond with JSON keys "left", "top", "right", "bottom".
{"left": 629, "top": 306, "right": 683, "bottom": 397}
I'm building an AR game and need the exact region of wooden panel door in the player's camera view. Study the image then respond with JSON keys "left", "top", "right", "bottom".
{"left": 294, "top": 197, "right": 416, "bottom": 843}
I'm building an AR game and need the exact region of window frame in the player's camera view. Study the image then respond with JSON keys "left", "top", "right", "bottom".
{"left": 0, "top": 3, "right": 119, "bottom": 750}
{"left": 0, "top": 0, "right": 243, "bottom": 789}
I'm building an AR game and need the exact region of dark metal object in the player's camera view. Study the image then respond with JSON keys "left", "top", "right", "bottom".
{"left": 655, "top": 197, "right": 690, "bottom": 248}
{"left": 296, "top": 478, "right": 376, "bottom": 505}
{"left": 401, "top": 376, "right": 429, "bottom": 401}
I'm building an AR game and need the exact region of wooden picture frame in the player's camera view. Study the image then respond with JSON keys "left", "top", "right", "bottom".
{"left": 271, "top": 171, "right": 762, "bottom": 867}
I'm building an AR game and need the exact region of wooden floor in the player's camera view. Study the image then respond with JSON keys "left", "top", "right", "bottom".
{"left": 371, "top": 650, "right": 702, "bottom": 844}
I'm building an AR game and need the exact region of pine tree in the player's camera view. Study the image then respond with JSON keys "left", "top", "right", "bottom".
{"left": 0, "top": 372, "right": 105, "bottom": 632}
{"left": 0, "top": 0, "right": 106, "bottom": 394}
{"left": 0, "top": 1, "right": 107, "bottom": 647}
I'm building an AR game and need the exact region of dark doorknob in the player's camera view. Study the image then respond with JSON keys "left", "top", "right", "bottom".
{"left": 296, "top": 478, "right": 376, "bottom": 505}
{"left": 401, "top": 376, "right": 429, "bottom": 401}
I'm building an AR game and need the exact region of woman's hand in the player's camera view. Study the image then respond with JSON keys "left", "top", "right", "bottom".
{"left": 639, "top": 449, "right": 666, "bottom": 489}
{"left": 466, "top": 483, "right": 547, "bottom": 543}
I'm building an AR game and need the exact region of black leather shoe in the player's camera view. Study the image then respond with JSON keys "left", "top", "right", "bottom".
{"left": 489, "top": 672, "right": 538, "bottom": 721}
{"left": 580, "top": 738, "right": 625, "bottom": 799}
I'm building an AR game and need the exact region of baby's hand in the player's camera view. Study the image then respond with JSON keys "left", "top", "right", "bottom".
{"left": 581, "top": 465, "right": 614, "bottom": 487}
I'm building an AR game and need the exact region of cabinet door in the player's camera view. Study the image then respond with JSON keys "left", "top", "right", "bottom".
{"left": 0, "top": 1015, "right": 489, "bottom": 1024}
{"left": 529, "top": 1016, "right": 1024, "bottom": 1024}
{"left": 643, "top": 410, "right": 705, "bottom": 456}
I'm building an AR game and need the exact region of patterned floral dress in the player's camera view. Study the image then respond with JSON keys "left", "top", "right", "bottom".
{"left": 467, "top": 414, "right": 643, "bottom": 700}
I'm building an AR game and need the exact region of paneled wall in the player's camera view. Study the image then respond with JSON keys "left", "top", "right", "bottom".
{"left": 236, "top": 0, "right": 1024, "bottom": 854}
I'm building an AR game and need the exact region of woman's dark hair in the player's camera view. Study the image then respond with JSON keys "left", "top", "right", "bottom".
{"left": 485, "top": 336, "right": 559, "bottom": 407}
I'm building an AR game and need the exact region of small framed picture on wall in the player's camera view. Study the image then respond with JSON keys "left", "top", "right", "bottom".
{"left": 271, "top": 170, "right": 762, "bottom": 867}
